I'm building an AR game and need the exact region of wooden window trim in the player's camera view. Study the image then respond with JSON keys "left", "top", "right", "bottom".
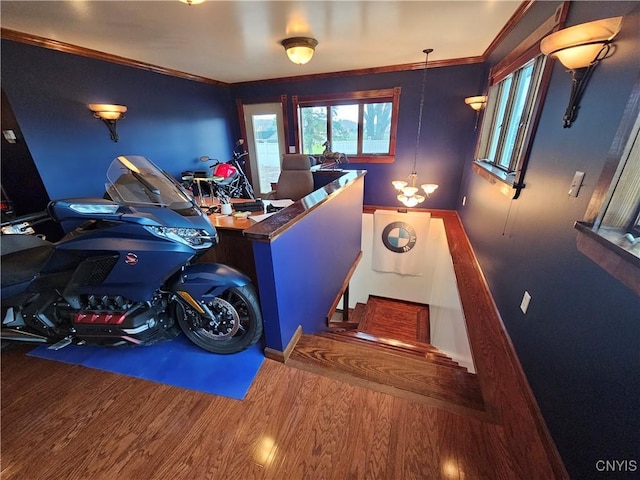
{"left": 473, "top": 1, "right": 569, "bottom": 199}
{"left": 575, "top": 77, "right": 640, "bottom": 296}
{"left": 292, "top": 87, "right": 401, "bottom": 163}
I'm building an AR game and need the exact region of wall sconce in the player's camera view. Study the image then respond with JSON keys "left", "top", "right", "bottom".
{"left": 88, "top": 104, "right": 127, "bottom": 142}
{"left": 465, "top": 95, "right": 487, "bottom": 130}
{"left": 540, "top": 16, "right": 622, "bottom": 128}
{"left": 464, "top": 96, "right": 487, "bottom": 111}
{"left": 281, "top": 37, "right": 318, "bottom": 65}
{"left": 179, "top": 0, "right": 205, "bottom": 4}
{"left": 392, "top": 48, "right": 438, "bottom": 208}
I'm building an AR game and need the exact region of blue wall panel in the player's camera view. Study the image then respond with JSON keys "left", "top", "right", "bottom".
{"left": 253, "top": 177, "right": 364, "bottom": 351}
{"left": 1, "top": 40, "right": 237, "bottom": 201}
{"left": 459, "top": 2, "right": 640, "bottom": 478}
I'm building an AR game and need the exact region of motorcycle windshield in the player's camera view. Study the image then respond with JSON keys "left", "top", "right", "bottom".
{"left": 106, "top": 156, "right": 193, "bottom": 208}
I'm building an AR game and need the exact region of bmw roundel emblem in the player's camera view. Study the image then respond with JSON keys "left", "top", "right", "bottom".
{"left": 381, "top": 222, "right": 417, "bottom": 253}
{"left": 124, "top": 253, "right": 139, "bottom": 265}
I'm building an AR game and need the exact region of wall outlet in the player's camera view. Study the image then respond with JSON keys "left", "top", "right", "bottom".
{"left": 520, "top": 291, "right": 531, "bottom": 314}
{"left": 288, "top": 146, "right": 296, "bottom": 153}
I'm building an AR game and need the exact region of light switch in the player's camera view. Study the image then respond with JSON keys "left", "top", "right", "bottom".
{"left": 568, "top": 171, "right": 585, "bottom": 197}
{"left": 520, "top": 291, "right": 531, "bottom": 314}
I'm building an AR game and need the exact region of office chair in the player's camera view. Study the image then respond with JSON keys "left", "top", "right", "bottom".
{"left": 273, "top": 154, "right": 315, "bottom": 201}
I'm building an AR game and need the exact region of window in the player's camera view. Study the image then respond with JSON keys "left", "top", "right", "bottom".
{"left": 292, "top": 88, "right": 401, "bottom": 163}
{"left": 575, "top": 79, "right": 640, "bottom": 295}
{"left": 472, "top": 1, "right": 568, "bottom": 198}
{"left": 474, "top": 55, "right": 548, "bottom": 196}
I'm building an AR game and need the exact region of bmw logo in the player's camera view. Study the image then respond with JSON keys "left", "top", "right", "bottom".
{"left": 381, "top": 222, "right": 417, "bottom": 253}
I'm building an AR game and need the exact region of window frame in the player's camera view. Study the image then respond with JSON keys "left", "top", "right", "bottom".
{"left": 575, "top": 77, "right": 640, "bottom": 295}
{"left": 472, "top": 2, "right": 569, "bottom": 199}
{"left": 292, "top": 87, "right": 401, "bottom": 163}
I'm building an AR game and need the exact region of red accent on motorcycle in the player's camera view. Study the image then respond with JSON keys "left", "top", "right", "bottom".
{"left": 74, "top": 312, "right": 129, "bottom": 325}
{"left": 212, "top": 163, "right": 237, "bottom": 179}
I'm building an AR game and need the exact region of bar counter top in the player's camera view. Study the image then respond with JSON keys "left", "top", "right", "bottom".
{"left": 243, "top": 169, "right": 366, "bottom": 242}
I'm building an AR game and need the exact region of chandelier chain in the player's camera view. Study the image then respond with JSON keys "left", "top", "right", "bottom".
{"left": 412, "top": 48, "right": 433, "bottom": 176}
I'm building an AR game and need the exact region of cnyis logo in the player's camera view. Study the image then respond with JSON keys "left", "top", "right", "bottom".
{"left": 381, "top": 221, "right": 417, "bottom": 253}
{"left": 124, "top": 253, "right": 139, "bottom": 266}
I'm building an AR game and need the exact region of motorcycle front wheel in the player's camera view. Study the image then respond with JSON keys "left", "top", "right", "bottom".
{"left": 174, "top": 284, "right": 263, "bottom": 354}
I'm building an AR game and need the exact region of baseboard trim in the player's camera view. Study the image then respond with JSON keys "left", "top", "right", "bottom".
{"left": 264, "top": 325, "right": 303, "bottom": 363}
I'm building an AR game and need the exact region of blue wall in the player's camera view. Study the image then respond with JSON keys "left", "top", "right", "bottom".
{"left": 231, "top": 64, "right": 486, "bottom": 210}
{"left": 459, "top": 2, "right": 640, "bottom": 478}
{"left": 1, "top": 40, "right": 237, "bottom": 200}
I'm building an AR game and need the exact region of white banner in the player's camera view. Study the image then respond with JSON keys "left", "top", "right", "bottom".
{"left": 372, "top": 210, "right": 431, "bottom": 275}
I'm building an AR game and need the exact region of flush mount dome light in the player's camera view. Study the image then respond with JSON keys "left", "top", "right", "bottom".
{"left": 281, "top": 37, "right": 318, "bottom": 65}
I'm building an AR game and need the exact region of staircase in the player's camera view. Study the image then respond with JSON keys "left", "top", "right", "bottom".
{"left": 287, "top": 296, "right": 486, "bottom": 414}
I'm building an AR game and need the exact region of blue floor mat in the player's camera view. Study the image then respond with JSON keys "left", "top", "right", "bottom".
{"left": 28, "top": 334, "right": 265, "bottom": 400}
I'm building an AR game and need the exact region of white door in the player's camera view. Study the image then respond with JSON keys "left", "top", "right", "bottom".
{"left": 242, "top": 103, "right": 286, "bottom": 197}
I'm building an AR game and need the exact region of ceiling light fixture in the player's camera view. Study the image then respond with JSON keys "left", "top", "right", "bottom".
{"left": 392, "top": 48, "right": 438, "bottom": 208}
{"left": 179, "top": 0, "right": 206, "bottom": 5}
{"left": 281, "top": 37, "right": 318, "bottom": 65}
{"left": 540, "top": 16, "right": 622, "bottom": 128}
{"left": 88, "top": 104, "right": 127, "bottom": 142}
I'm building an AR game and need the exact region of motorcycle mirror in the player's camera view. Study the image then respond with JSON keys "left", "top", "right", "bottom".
{"left": 199, "top": 156, "right": 210, "bottom": 163}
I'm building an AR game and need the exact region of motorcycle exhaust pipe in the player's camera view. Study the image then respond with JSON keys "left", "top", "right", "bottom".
{"left": 0, "top": 329, "right": 49, "bottom": 343}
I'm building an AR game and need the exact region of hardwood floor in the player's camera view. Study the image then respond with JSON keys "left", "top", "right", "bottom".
{"left": 1, "top": 211, "right": 568, "bottom": 479}
{"left": 3, "top": 342, "right": 553, "bottom": 480}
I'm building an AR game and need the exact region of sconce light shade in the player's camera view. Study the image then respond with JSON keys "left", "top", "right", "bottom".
{"left": 281, "top": 37, "right": 318, "bottom": 65}
{"left": 464, "top": 96, "right": 487, "bottom": 111}
{"left": 540, "top": 17, "right": 622, "bottom": 69}
{"left": 179, "top": 0, "right": 205, "bottom": 5}
{"left": 421, "top": 184, "right": 439, "bottom": 196}
{"left": 540, "top": 16, "right": 622, "bottom": 128}
{"left": 88, "top": 104, "right": 127, "bottom": 142}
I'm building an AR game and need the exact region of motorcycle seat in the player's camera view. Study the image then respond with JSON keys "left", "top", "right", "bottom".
{"left": 1, "top": 234, "right": 54, "bottom": 288}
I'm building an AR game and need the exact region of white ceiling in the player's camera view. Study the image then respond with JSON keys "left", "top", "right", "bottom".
{"left": 0, "top": 1, "right": 523, "bottom": 84}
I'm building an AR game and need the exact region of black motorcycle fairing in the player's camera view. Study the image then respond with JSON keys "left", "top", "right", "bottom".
{"left": 0, "top": 234, "right": 54, "bottom": 290}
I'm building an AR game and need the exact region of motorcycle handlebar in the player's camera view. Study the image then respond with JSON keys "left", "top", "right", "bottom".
{"left": 1, "top": 210, "right": 49, "bottom": 228}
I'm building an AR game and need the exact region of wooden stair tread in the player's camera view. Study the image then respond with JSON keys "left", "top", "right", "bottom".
{"left": 288, "top": 334, "right": 484, "bottom": 411}
{"left": 319, "top": 330, "right": 466, "bottom": 370}
{"left": 358, "top": 296, "right": 430, "bottom": 343}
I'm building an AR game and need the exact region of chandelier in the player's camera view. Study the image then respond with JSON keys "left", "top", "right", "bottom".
{"left": 393, "top": 48, "right": 438, "bottom": 207}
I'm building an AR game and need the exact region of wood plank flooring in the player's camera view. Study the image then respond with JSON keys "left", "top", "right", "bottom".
{"left": 2, "top": 343, "right": 548, "bottom": 480}
{"left": 1, "top": 210, "right": 568, "bottom": 479}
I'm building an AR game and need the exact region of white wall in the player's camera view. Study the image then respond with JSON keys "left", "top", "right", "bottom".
{"left": 346, "top": 213, "right": 475, "bottom": 372}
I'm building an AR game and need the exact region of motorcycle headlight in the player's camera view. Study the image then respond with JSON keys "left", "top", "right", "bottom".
{"left": 145, "top": 226, "right": 216, "bottom": 249}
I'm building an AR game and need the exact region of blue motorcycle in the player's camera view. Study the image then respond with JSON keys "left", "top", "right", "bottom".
{"left": 1, "top": 155, "right": 262, "bottom": 354}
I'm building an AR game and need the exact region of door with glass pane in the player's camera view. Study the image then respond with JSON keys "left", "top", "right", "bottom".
{"left": 242, "top": 103, "right": 286, "bottom": 197}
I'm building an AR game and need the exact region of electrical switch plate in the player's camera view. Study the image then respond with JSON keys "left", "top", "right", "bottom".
{"left": 568, "top": 171, "right": 585, "bottom": 197}
{"left": 289, "top": 146, "right": 296, "bottom": 153}
{"left": 520, "top": 291, "right": 531, "bottom": 314}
